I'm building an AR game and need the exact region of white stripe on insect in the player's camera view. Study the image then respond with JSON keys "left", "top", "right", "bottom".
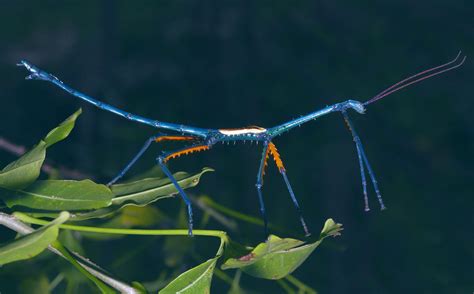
{"left": 219, "top": 127, "right": 267, "bottom": 135}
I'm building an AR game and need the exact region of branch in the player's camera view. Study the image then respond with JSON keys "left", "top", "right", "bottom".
{"left": 0, "top": 212, "right": 139, "bottom": 294}
{"left": 0, "top": 137, "right": 91, "bottom": 180}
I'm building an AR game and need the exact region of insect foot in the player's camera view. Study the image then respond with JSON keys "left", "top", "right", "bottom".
{"left": 18, "top": 60, "right": 57, "bottom": 82}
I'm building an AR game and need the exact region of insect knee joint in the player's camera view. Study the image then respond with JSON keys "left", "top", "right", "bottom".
{"left": 157, "top": 156, "right": 165, "bottom": 164}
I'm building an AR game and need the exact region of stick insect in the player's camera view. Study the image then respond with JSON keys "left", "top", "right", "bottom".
{"left": 18, "top": 52, "right": 465, "bottom": 237}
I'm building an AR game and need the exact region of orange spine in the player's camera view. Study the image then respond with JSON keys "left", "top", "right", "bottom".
{"left": 268, "top": 142, "right": 285, "bottom": 172}
{"left": 164, "top": 145, "right": 210, "bottom": 162}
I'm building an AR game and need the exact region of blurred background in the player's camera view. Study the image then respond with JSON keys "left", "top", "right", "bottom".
{"left": 0, "top": 1, "right": 472, "bottom": 293}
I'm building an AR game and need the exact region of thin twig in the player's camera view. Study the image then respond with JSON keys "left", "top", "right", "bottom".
{"left": 0, "top": 136, "right": 91, "bottom": 180}
{"left": 191, "top": 194, "right": 239, "bottom": 232}
{"left": 0, "top": 212, "right": 138, "bottom": 294}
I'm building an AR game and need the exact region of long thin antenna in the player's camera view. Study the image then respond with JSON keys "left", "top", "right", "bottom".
{"left": 364, "top": 52, "right": 466, "bottom": 106}
{"left": 372, "top": 51, "right": 461, "bottom": 100}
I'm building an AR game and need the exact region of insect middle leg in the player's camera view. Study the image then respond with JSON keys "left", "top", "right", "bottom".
{"left": 267, "top": 142, "right": 310, "bottom": 236}
{"left": 341, "top": 110, "right": 386, "bottom": 210}
{"left": 256, "top": 142, "right": 270, "bottom": 238}
{"left": 107, "top": 135, "right": 198, "bottom": 186}
{"left": 157, "top": 143, "right": 212, "bottom": 236}
{"left": 257, "top": 141, "right": 310, "bottom": 237}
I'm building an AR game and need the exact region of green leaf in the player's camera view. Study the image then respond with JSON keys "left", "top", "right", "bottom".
{"left": 0, "top": 211, "right": 69, "bottom": 265}
{"left": 69, "top": 168, "right": 214, "bottom": 221}
{"left": 44, "top": 108, "right": 82, "bottom": 147}
{"left": 2, "top": 180, "right": 112, "bottom": 211}
{"left": 51, "top": 240, "right": 116, "bottom": 294}
{"left": 160, "top": 231, "right": 226, "bottom": 293}
{"left": 111, "top": 168, "right": 214, "bottom": 206}
{"left": 221, "top": 219, "right": 343, "bottom": 280}
{"left": 105, "top": 205, "right": 165, "bottom": 228}
{"left": 0, "top": 141, "right": 46, "bottom": 190}
{"left": 159, "top": 257, "right": 218, "bottom": 294}
{"left": 126, "top": 165, "right": 165, "bottom": 182}
{"left": 131, "top": 281, "right": 148, "bottom": 294}
{"left": 0, "top": 109, "right": 82, "bottom": 190}
{"left": 17, "top": 273, "right": 51, "bottom": 294}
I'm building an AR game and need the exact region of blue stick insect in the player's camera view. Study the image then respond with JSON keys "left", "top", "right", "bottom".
{"left": 18, "top": 52, "right": 465, "bottom": 237}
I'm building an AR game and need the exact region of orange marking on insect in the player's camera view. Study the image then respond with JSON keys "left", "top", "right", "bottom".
{"left": 268, "top": 142, "right": 285, "bottom": 172}
{"left": 343, "top": 118, "right": 353, "bottom": 132}
{"left": 164, "top": 145, "right": 210, "bottom": 162}
{"left": 260, "top": 145, "right": 271, "bottom": 182}
{"left": 155, "top": 136, "right": 196, "bottom": 142}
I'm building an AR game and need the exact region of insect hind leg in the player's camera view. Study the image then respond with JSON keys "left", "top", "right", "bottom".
{"left": 156, "top": 143, "right": 212, "bottom": 236}
{"left": 107, "top": 135, "right": 198, "bottom": 186}
{"left": 157, "top": 157, "right": 195, "bottom": 236}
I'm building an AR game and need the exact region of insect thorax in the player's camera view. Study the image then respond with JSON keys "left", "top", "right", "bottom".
{"left": 217, "top": 126, "right": 268, "bottom": 141}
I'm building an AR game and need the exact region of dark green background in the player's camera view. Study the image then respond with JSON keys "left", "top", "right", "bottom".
{"left": 0, "top": 1, "right": 472, "bottom": 293}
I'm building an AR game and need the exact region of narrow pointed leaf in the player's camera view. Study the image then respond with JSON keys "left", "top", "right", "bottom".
{"left": 159, "top": 257, "right": 218, "bottom": 293}
{"left": 2, "top": 180, "right": 112, "bottom": 210}
{"left": 50, "top": 241, "right": 116, "bottom": 294}
{"left": 160, "top": 232, "right": 225, "bottom": 293}
{"left": 44, "top": 108, "right": 82, "bottom": 147}
{"left": 0, "top": 141, "right": 46, "bottom": 190}
{"left": 111, "top": 168, "right": 214, "bottom": 206}
{"left": 0, "top": 109, "right": 82, "bottom": 190}
{"left": 0, "top": 211, "right": 69, "bottom": 265}
{"left": 69, "top": 168, "right": 214, "bottom": 221}
{"left": 131, "top": 281, "right": 148, "bottom": 293}
{"left": 126, "top": 165, "right": 165, "bottom": 182}
{"left": 221, "top": 219, "right": 343, "bottom": 279}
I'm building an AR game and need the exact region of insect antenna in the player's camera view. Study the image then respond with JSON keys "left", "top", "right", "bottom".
{"left": 364, "top": 52, "right": 466, "bottom": 106}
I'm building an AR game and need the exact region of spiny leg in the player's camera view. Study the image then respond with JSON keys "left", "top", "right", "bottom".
{"left": 360, "top": 146, "right": 386, "bottom": 210}
{"left": 267, "top": 142, "right": 310, "bottom": 236}
{"left": 342, "top": 111, "right": 386, "bottom": 210}
{"left": 107, "top": 135, "right": 198, "bottom": 186}
{"left": 355, "top": 144, "right": 369, "bottom": 211}
{"left": 18, "top": 61, "right": 210, "bottom": 137}
{"left": 256, "top": 142, "right": 270, "bottom": 237}
{"left": 157, "top": 143, "right": 211, "bottom": 236}
{"left": 339, "top": 111, "right": 370, "bottom": 211}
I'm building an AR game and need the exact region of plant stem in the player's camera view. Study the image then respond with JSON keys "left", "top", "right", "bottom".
{"left": 276, "top": 278, "right": 296, "bottom": 294}
{"left": 0, "top": 212, "right": 137, "bottom": 294}
{"left": 198, "top": 195, "right": 290, "bottom": 235}
{"left": 285, "top": 274, "right": 317, "bottom": 294}
{"left": 199, "top": 196, "right": 264, "bottom": 226}
{"left": 14, "top": 212, "right": 229, "bottom": 242}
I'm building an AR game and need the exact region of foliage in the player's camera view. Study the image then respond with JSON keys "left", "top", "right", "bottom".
{"left": 0, "top": 212, "right": 69, "bottom": 265}
{"left": 221, "top": 220, "right": 342, "bottom": 280}
{"left": 0, "top": 110, "right": 342, "bottom": 293}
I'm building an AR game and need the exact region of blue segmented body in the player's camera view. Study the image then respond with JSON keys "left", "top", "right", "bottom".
{"left": 18, "top": 52, "right": 465, "bottom": 237}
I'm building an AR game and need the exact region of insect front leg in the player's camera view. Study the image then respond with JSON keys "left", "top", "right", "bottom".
{"left": 342, "top": 110, "right": 386, "bottom": 210}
